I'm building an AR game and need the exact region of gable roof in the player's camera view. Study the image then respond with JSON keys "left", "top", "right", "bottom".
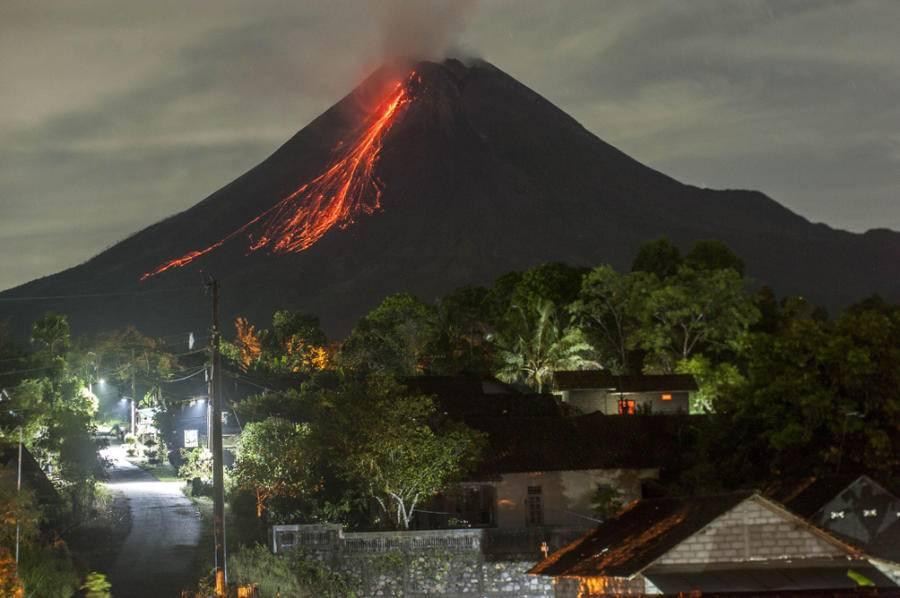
{"left": 466, "top": 412, "right": 693, "bottom": 477}
{"left": 530, "top": 492, "right": 752, "bottom": 578}
{"left": 763, "top": 474, "right": 899, "bottom": 519}
{"left": 553, "top": 371, "right": 698, "bottom": 393}
{"left": 529, "top": 492, "right": 865, "bottom": 579}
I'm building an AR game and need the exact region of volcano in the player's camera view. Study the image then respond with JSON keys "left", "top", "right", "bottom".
{"left": 2, "top": 58, "right": 898, "bottom": 338}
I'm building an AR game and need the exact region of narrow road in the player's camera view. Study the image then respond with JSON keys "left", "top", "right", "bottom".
{"left": 103, "top": 447, "right": 202, "bottom": 597}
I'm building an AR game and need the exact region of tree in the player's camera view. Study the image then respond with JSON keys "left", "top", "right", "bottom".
{"left": 87, "top": 326, "right": 175, "bottom": 408}
{"left": 429, "top": 286, "right": 494, "bottom": 375}
{"left": 491, "top": 298, "right": 596, "bottom": 392}
{"left": 684, "top": 239, "right": 745, "bottom": 276}
{"left": 339, "top": 294, "right": 436, "bottom": 375}
{"left": 714, "top": 304, "right": 900, "bottom": 479}
{"left": 265, "top": 311, "right": 330, "bottom": 373}
{"left": 234, "top": 317, "right": 262, "bottom": 369}
{"left": 635, "top": 266, "right": 759, "bottom": 372}
{"left": 317, "top": 376, "right": 484, "bottom": 529}
{"left": 631, "top": 237, "right": 682, "bottom": 279}
{"left": 570, "top": 265, "right": 656, "bottom": 374}
{"left": 30, "top": 313, "right": 70, "bottom": 357}
{"left": 508, "top": 263, "right": 585, "bottom": 318}
{"left": 233, "top": 418, "right": 313, "bottom": 518}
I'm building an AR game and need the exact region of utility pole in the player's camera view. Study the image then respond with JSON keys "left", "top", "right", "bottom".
{"left": 208, "top": 278, "right": 227, "bottom": 595}
{"left": 130, "top": 348, "right": 137, "bottom": 436}
{"left": 15, "top": 426, "right": 22, "bottom": 564}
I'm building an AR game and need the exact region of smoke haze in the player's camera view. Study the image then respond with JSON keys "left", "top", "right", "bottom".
{"left": 374, "top": 0, "right": 478, "bottom": 61}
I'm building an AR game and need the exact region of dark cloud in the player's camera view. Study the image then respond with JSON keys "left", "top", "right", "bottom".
{"left": 1, "top": 0, "right": 898, "bottom": 291}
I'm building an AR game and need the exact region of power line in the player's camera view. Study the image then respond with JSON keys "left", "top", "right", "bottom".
{"left": 160, "top": 367, "right": 208, "bottom": 383}
{"left": 0, "top": 364, "right": 63, "bottom": 377}
{"left": 0, "top": 286, "right": 204, "bottom": 302}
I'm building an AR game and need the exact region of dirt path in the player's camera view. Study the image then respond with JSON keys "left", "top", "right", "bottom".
{"left": 103, "top": 447, "right": 202, "bottom": 597}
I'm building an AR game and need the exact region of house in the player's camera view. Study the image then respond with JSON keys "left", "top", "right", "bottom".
{"left": 552, "top": 371, "right": 697, "bottom": 415}
{"left": 529, "top": 492, "right": 900, "bottom": 596}
{"left": 417, "top": 414, "right": 664, "bottom": 532}
{"left": 404, "top": 376, "right": 696, "bottom": 538}
{"left": 765, "top": 474, "right": 900, "bottom": 563}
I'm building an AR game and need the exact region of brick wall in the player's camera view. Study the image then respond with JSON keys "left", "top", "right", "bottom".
{"left": 657, "top": 496, "right": 843, "bottom": 565}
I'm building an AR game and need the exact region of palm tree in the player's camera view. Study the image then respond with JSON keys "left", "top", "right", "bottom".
{"left": 491, "top": 298, "right": 596, "bottom": 392}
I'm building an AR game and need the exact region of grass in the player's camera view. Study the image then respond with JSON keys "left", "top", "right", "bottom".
{"left": 136, "top": 461, "right": 182, "bottom": 483}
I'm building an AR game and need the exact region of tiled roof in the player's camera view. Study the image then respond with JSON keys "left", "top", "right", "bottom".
{"left": 553, "top": 371, "right": 698, "bottom": 392}
{"left": 529, "top": 492, "right": 752, "bottom": 578}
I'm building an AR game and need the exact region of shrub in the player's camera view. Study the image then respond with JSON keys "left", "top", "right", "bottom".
{"left": 227, "top": 544, "right": 354, "bottom": 598}
{"left": 227, "top": 544, "right": 303, "bottom": 597}
{"left": 81, "top": 571, "right": 112, "bottom": 598}
{"left": 18, "top": 541, "right": 79, "bottom": 598}
{"left": 178, "top": 447, "right": 213, "bottom": 483}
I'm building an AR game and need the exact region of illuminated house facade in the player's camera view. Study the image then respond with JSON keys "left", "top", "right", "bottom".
{"left": 552, "top": 371, "right": 697, "bottom": 415}
{"left": 530, "top": 492, "right": 900, "bottom": 595}
{"left": 404, "top": 377, "right": 694, "bottom": 537}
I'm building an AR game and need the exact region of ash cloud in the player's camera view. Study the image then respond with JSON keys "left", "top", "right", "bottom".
{"left": 374, "top": 0, "right": 478, "bottom": 62}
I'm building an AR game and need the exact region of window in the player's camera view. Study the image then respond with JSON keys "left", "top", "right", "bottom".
{"left": 661, "top": 393, "right": 673, "bottom": 401}
{"left": 618, "top": 399, "right": 636, "bottom": 415}
{"left": 526, "top": 486, "right": 544, "bottom": 525}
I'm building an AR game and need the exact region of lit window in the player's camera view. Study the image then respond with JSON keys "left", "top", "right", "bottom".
{"left": 661, "top": 394, "right": 673, "bottom": 401}
{"left": 830, "top": 510, "right": 845, "bottom": 520}
{"left": 618, "top": 400, "right": 636, "bottom": 415}
{"left": 863, "top": 509, "right": 877, "bottom": 518}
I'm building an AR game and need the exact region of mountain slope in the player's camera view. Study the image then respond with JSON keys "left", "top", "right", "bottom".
{"left": 2, "top": 58, "right": 898, "bottom": 338}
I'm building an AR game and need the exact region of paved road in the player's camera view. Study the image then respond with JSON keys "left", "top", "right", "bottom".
{"left": 103, "top": 448, "right": 202, "bottom": 597}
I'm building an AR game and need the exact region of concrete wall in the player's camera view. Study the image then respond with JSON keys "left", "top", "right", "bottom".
{"left": 563, "top": 390, "right": 689, "bottom": 415}
{"left": 493, "top": 469, "right": 657, "bottom": 528}
{"left": 271, "top": 525, "right": 564, "bottom": 597}
{"left": 655, "top": 496, "right": 843, "bottom": 565}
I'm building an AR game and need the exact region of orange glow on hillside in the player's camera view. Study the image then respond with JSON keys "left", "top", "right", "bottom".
{"left": 141, "top": 74, "right": 414, "bottom": 281}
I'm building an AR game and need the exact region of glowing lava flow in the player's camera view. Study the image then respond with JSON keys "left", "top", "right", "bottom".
{"left": 141, "top": 76, "right": 413, "bottom": 281}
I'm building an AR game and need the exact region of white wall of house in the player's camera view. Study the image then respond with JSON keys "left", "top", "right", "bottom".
{"left": 493, "top": 468, "right": 658, "bottom": 529}
{"left": 560, "top": 389, "right": 690, "bottom": 415}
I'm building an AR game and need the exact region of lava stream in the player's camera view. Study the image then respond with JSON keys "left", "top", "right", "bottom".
{"left": 141, "top": 76, "right": 413, "bottom": 281}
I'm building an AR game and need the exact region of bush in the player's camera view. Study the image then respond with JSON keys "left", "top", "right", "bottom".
{"left": 18, "top": 541, "right": 79, "bottom": 598}
{"left": 178, "top": 447, "right": 213, "bottom": 483}
{"left": 227, "top": 544, "right": 354, "bottom": 598}
{"left": 227, "top": 544, "right": 303, "bottom": 597}
{"left": 81, "top": 571, "right": 112, "bottom": 598}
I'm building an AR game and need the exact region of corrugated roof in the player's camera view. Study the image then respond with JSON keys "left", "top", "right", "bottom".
{"left": 553, "top": 371, "right": 698, "bottom": 392}
{"left": 529, "top": 492, "right": 752, "bottom": 578}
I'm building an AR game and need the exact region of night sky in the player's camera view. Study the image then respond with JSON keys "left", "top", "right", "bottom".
{"left": 2, "top": 0, "right": 898, "bottom": 292}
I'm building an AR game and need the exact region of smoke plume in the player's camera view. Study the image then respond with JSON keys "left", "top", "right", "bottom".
{"left": 375, "top": 0, "right": 479, "bottom": 61}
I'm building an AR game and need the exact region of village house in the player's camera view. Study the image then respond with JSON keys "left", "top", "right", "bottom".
{"left": 404, "top": 377, "right": 692, "bottom": 544}
{"left": 529, "top": 491, "right": 900, "bottom": 596}
{"left": 552, "top": 370, "right": 697, "bottom": 415}
{"left": 766, "top": 474, "right": 900, "bottom": 564}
